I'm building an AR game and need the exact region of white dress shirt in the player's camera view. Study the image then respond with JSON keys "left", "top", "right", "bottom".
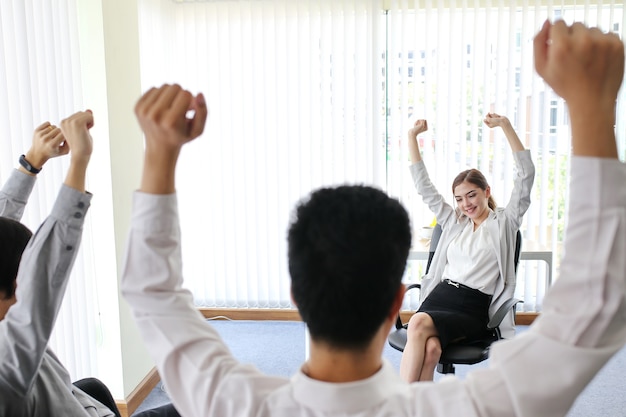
{"left": 122, "top": 156, "right": 626, "bottom": 417}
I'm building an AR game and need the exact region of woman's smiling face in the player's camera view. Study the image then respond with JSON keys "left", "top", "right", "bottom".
{"left": 454, "top": 180, "right": 491, "bottom": 224}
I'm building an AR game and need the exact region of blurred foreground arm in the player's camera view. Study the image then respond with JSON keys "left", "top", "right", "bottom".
{"left": 124, "top": 85, "right": 279, "bottom": 417}
{"left": 462, "top": 21, "right": 626, "bottom": 417}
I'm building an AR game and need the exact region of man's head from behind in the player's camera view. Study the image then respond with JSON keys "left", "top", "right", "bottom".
{"left": 288, "top": 185, "right": 411, "bottom": 350}
{"left": 0, "top": 218, "right": 32, "bottom": 321}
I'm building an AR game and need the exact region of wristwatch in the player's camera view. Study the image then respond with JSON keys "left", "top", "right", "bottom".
{"left": 19, "top": 154, "right": 42, "bottom": 174}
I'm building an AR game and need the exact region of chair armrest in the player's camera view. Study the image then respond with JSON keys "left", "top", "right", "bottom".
{"left": 394, "top": 283, "right": 422, "bottom": 329}
{"left": 487, "top": 298, "right": 523, "bottom": 329}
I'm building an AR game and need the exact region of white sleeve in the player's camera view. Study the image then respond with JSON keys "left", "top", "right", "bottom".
{"left": 121, "top": 192, "right": 285, "bottom": 417}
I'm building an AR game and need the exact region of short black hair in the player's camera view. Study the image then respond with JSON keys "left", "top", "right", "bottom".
{"left": 288, "top": 185, "right": 411, "bottom": 349}
{"left": 0, "top": 218, "right": 32, "bottom": 299}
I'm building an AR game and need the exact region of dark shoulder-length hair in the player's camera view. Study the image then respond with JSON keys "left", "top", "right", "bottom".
{"left": 452, "top": 169, "right": 496, "bottom": 210}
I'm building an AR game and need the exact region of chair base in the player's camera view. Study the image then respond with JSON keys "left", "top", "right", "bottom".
{"left": 436, "top": 362, "right": 456, "bottom": 374}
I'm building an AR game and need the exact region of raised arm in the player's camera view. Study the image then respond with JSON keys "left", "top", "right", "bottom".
{"left": 407, "top": 119, "right": 428, "bottom": 163}
{"left": 459, "top": 21, "right": 626, "bottom": 417}
{"left": 484, "top": 113, "right": 535, "bottom": 227}
{"left": 406, "top": 119, "right": 457, "bottom": 227}
{"left": 483, "top": 113, "right": 525, "bottom": 153}
{"left": 124, "top": 85, "right": 230, "bottom": 417}
{"left": 60, "top": 111, "right": 94, "bottom": 192}
{"left": 0, "top": 111, "right": 94, "bottom": 396}
{"left": 125, "top": 85, "right": 288, "bottom": 417}
{"left": 135, "top": 84, "right": 207, "bottom": 194}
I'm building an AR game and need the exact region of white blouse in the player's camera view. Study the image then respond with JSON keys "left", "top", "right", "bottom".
{"left": 441, "top": 213, "right": 499, "bottom": 295}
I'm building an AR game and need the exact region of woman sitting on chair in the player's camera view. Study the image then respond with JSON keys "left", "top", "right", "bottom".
{"left": 400, "top": 113, "right": 535, "bottom": 382}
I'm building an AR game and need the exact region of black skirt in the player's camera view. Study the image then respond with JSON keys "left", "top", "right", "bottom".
{"left": 417, "top": 280, "right": 495, "bottom": 349}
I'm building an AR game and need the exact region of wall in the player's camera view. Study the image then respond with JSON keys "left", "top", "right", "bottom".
{"left": 76, "top": 0, "right": 154, "bottom": 401}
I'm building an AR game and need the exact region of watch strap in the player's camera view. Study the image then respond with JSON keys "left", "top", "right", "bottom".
{"left": 19, "top": 154, "right": 42, "bottom": 174}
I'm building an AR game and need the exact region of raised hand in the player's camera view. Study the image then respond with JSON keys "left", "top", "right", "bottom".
{"left": 483, "top": 113, "right": 511, "bottom": 129}
{"left": 59, "top": 110, "right": 95, "bottom": 192}
{"left": 23, "top": 123, "right": 69, "bottom": 172}
{"left": 534, "top": 20, "right": 624, "bottom": 158}
{"left": 408, "top": 119, "right": 428, "bottom": 138}
{"left": 60, "top": 111, "right": 94, "bottom": 164}
{"left": 135, "top": 84, "right": 208, "bottom": 194}
{"left": 135, "top": 84, "right": 207, "bottom": 152}
{"left": 534, "top": 20, "right": 624, "bottom": 110}
{"left": 483, "top": 112, "right": 524, "bottom": 152}
{"left": 407, "top": 119, "right": 428, "bottom": 163}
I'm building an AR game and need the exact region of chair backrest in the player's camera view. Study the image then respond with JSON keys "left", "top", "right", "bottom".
{"left": 514, "top": 229, "right": 522, "bottom": 273}
{"left": 424, "top": 224, "right": 442, "bottom": 275}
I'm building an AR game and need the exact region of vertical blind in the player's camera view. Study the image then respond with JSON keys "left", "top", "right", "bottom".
{"left": 138, "top": 0, "right": 384, "bottom": 308}
{"left": 0, "top": 0, "right": 100, "bottom": 382}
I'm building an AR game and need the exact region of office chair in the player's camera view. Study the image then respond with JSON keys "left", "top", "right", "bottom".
{"left": 388, "top": 224, "right": 523, "bottom": 374}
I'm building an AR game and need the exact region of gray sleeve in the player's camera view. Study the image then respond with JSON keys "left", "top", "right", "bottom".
{"left": 409, "top": 161, "right": 457, "bottom": 227}
{"left": 0, "top": 169, "right": 37, "bottom": 221}
{"left": 503, "top": 150, "right": 535, "bottom": 229}
{"left": 0, "top": 184, "right": 92, "bottom": 396}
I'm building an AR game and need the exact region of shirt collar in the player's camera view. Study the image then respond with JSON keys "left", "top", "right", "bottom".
{"left": 290, "top": 360, "right": 405, "bottom": 413}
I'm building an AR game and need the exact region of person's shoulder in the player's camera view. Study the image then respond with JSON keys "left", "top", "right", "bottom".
{"left": 490, "top": 208, "right": 512, "bottom": 226}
